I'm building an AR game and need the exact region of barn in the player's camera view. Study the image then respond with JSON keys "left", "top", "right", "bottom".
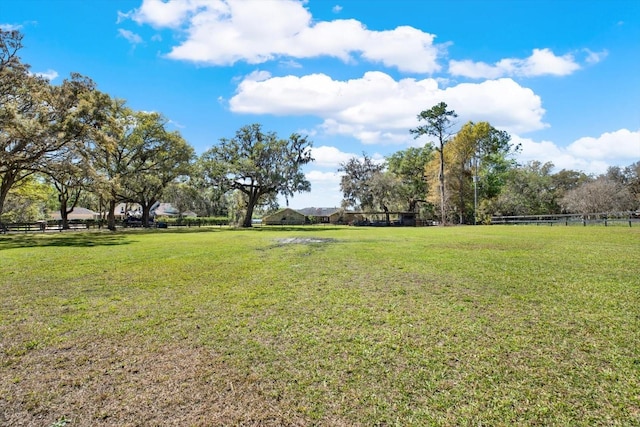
{"left": 262, "top": 208, "right": 306, "bottom": 225}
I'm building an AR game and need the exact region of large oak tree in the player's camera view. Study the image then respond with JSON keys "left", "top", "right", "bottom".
{"left": 120, "top": 112, "right": 194, "bottom": 227}
{"left": 201, "top": 124, "right": 313, "bottom": 227}
{"left": 1, "top": 29, "right": 98, "bottom": 221}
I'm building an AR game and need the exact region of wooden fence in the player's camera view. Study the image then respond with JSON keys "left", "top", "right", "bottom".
{"left": 491, "top": 212, "right": 639, "bottom": 227}
{"left": 0, "top": 218, "right": 229, "bottom": 234}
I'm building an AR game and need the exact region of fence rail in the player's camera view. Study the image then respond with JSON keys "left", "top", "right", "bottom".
{"left": 491, "top": 212, "right": 640, "bottom": 227}
{"left": 0, "top": 218, "right": 230, "bottom": 234}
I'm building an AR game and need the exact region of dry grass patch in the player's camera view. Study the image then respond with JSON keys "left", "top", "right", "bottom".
{"left": 2, "top": 336, "right": 354, "bottom": 426}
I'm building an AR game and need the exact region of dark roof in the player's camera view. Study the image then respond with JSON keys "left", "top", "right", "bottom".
{"left": 297, "top": 207, "right": 341, "bottom": 217}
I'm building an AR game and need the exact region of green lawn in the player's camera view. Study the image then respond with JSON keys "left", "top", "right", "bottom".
{"left": 1, "top": 226, "right": 639, "bottom": 426}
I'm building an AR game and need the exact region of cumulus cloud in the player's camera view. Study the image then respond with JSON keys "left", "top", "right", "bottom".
{"left": 515, "top": 129, "right": 640, "bottom": 174}
{"left": 127, "top": 0, "right": 442, "bottom": 72}
{"left": 129, "top": 0, "right": 211, "bottom": 28}
{"left": 312, "top": 145, "right": 357, "bottom": 168}
{"left": 230, "top": 71, "right": 547, "bottom": 144}
{"left": 567, "top": 129, "right": 640, "bottom": 162}
{"left": 449, "top": 48, "right": 581, "bottom": 79}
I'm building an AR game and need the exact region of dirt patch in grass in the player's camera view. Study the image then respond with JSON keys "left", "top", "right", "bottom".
{"left": 275, "top": 237, "right": 336, "bottom": 245}
{"left": 0, "top": 338, "right": 351, "bottom": 426}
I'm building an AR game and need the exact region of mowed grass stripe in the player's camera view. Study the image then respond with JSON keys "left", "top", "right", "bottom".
{"left": 1, "top": 226, "right": 638, "bottom": 426}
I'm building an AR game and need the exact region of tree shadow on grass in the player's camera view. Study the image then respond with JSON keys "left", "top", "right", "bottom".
{"left": 242, "top": 225, "right": 364, "bottom": 233}
{"left": 148, "top": 226, "right": 225, "bottom": 234}
{"left": 0, "top": 232, "right": 132, "bottom": 250}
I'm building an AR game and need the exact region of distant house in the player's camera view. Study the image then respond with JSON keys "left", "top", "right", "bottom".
{"left": 152, "top": 202, "right": 197, "bottom": 218}
{"left": 49, "top": 207, "right": 99, "bottom": 221}
{"left": 297, "top": 207, "right": 341, "bottom": 224}
{"left": 262, "top": 208, "right": 306, "bottom": 225}
{"left": 113, "top": 203, "right": 142, "bottom": 219}
{"left": 111, "top": 202, "right": 197, "bottom": 219}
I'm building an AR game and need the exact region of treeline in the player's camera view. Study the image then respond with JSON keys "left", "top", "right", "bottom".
{"left": 339, "top": 103, "right": 639, "bottom": 224}
{"left": 1, "top": 30, "right": 313, "bottom": 229}
{"left": 1, "top": 30, "right": 194, "bottom": 230}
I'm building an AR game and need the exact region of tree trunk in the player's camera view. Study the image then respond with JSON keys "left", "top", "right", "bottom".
{"left": 140, "top": 200, "right": 155, "bottom": 228}
{"left": 0, "top": 172, "right": 17, "bottom": 220}
{"left": 241, "top": 187, "right": 261, "bottom": 228}
{"left": 58, "top": 186, "right": 81, "bottom": 230}
{"left": 107, "top": 198, "right": 117, "bottom": 231}
{"left": 458, "top": 160, "right": 465, "bottom": 225}
{"left": 60, "top": 197, "right": 70, "bottom": 230}
{"left": 438, "top": 146, "right": 446, "bottom": 225}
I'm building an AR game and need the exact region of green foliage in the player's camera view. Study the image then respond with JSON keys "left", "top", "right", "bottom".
{"left": 386, "top": 146, "right": 434, "bottom": 212}
{"left": 201, "top": 124, "right": 313, "bottom": 228}
{"left": 491, "top": 161, "right": 560, "bottom": 215}
{"left": 436, "top": 121, "right": 517, "bottom": 223}
{"left": 0, "top": 175, "right": 54, "bottom": 222}
{"left": 411, "top": 102, "right": 458, "bottom": 224}
{"left": 339, "top": 153, "right": 385, "bottom": 211}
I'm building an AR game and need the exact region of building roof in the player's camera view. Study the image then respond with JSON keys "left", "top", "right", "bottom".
{"left": 263, "top": 207, "right": 306, "bottom": 219}
{"left": 49, "top": 207, "right": 99, "bottom": 221}
{"left": 297, "top": 207, "right": 341, "bottom": 217}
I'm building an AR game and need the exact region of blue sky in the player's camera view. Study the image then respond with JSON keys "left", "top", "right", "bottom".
{"left": 3, "top": 0, "right": 639, "bottom": 208}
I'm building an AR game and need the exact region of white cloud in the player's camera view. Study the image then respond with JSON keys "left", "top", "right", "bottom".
{"left": 449, "top": 48, "right": 581, "bottom": 79}
{"left": 118, "top": 28, "right": 143, "bottom": 45}
{"left": 567, "top": 129, "right": 640, "bottom": 162}
{"left": 307, "top": 169, "right": 342, "bottom": 183}
{"left": 332, "top": 5, "right": 343, "bottom": 13}
{"left": 128, "top": 0, "right": 442, "bottom": 72}
{"left": 515, "top": 129, "right": 640, "bottom": 174}
{"left": 130, "top": 0, "right": 211, "bottom": 28}
{"left": 312, "top": 145, "right": 357, "bottom": 168}
{"left": 230, "top": 71, "right": 547, "bottom": 144}
{"left": 34, "top": 69, "right": 59, "bottom": 81}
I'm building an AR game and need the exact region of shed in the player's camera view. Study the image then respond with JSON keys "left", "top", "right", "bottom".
{"left": 328, "top": 210, "right": 364, "bottom": 225}
{"left": 262, "top": 208, "right": 306, "bottom": 225}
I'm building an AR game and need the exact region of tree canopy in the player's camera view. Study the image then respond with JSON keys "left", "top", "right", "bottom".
{"left": 410, "top": 102, "right": 457, "bottom": 224}
{"left": 386, "top": 146, "right": 434, "bottom": 213}
{"left": 201, "top": 124, "right": 313, "bottom": 227}
{"left": 1, "top": 28, "right": 100, "bottom": 220}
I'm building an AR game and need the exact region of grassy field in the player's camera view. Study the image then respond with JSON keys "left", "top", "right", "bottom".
{"left": 1, "top": 225, "right": 639, "bottom": 426}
